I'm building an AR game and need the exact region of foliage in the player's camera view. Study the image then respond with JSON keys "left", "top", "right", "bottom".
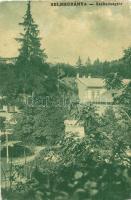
{"left": 13, "top": 104, "right": 65, "bottom": 145}
{"left": 3, "top": 122, "right": 131, "bottom": 200}
{"left": 0, "top": 63, "right": 18, "bottom": 102}
{"left": 0, "top": 116, "right": 6, "bottom": 131}
{"left": 16, "top": 1, "right": 47, "bottom": 65}
{"left": 6, "top": 104, "right": 131, "bottom": 200}
{"left": 105, "top": 72, "right": 123, "bottom": 90}
{"left": 8, "top": 133, "right": 131, "bottom": 200}
{"left": 104, "top": 73, "right": 131, "bottom": 143}
{"left": 77, "top": 103, "right": 99, "bottom": 135}
{"left": 114, "top": 81, "right": 131, "bottom": 117}
{"left": 1, "top": 144, "right": 33, "bottom": 157}
{"left": 50, "top": 52, "right": 131, "bottom": 79}
{"left": 123, "top": 46, "right": 131, "bottom": 65}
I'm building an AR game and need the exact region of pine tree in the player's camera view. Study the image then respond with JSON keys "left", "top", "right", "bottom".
{"left": 76, "top": 56, "right": 82, "bottom": 68}
{"left": 16, "top": 1, "right": 47, "bottom": 65}
{"left": 85, "top": 57, "right": 91, "bottom": 66}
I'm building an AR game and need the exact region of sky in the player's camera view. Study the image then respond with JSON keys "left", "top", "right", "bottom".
{"left": 0, "top": 1, "right": 131, "bottom": 64}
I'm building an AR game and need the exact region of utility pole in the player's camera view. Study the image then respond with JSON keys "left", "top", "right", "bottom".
{"left": 4, "top": 120, "right": 11, "bottom": 164}
{"left": 5, "top": 131, "right": 9, "bottom": 164}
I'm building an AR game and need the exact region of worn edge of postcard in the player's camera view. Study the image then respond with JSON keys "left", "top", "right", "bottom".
{"left": 0, "top": 0, "right": 131, "bottom": 200}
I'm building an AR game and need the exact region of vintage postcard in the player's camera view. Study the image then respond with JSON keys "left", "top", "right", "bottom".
{"left": 0, "top": 0, "right": 131, "bottom": 199}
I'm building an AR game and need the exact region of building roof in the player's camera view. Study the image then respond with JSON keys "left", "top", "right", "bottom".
{"left": 76, "top": 77, "right": 130, "bottom": 88}
{"left": 76, "top": 77, "right": 104, "bottom": 88}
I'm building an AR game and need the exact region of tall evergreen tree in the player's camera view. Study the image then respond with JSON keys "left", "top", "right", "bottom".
{"left": 14, "top": 1, "right": 49, "bottom": 96}
{"left": 16, "top": 1, "right": 47, "bottom": 65}
{"left": 76, "top": 56, "right": 82, "bottom": 68}
{"left": 85, "top": 57, "right": 91, "bottom": 66}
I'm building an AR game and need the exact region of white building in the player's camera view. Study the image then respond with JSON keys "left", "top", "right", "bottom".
{"left": 76, "top": 75, "right": 130, "bottom": 105}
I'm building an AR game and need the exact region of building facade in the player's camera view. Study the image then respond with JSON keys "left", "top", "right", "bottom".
{"left": 76, "top": 75, "right": 130, "bottom": 105}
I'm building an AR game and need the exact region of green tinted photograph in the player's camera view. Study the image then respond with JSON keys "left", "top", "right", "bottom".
{"left": 0, "top": 0, "right": 131, "bottom": 199}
